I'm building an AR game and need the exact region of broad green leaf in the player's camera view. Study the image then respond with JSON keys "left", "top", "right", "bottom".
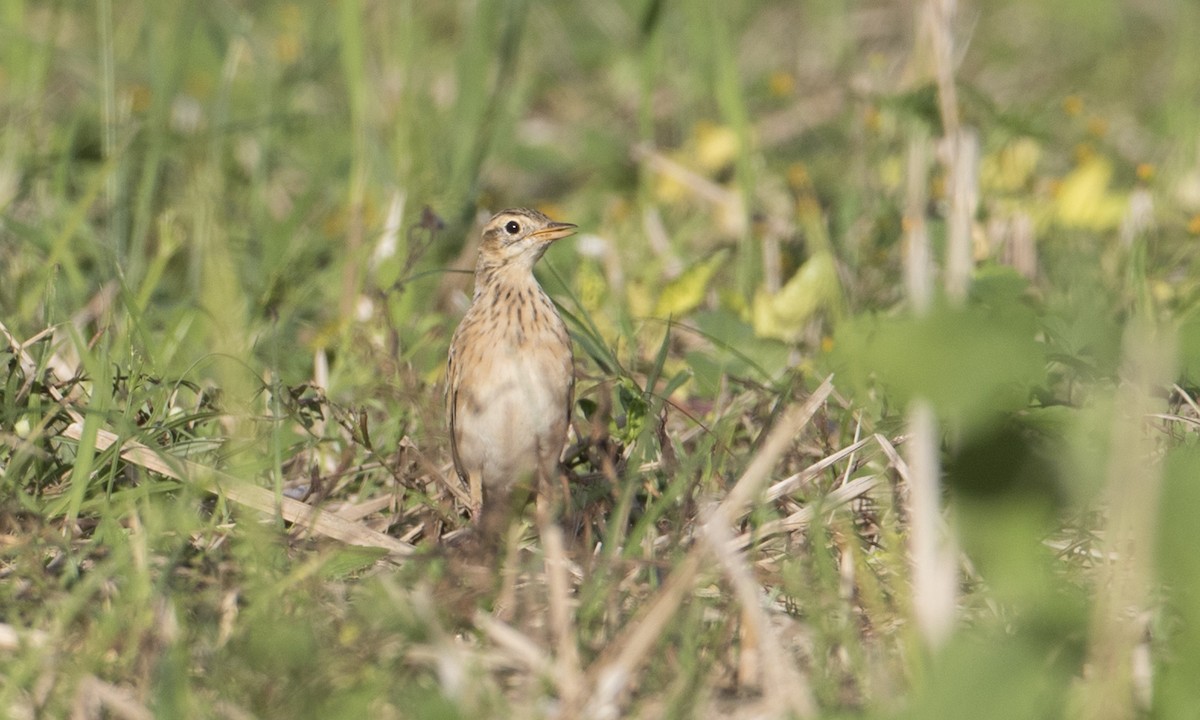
{"left": 689, "top": 310, "right": 791, "bottom": 382}
{"left": 834, "top": 296, "right": 1044, "bottom": 428}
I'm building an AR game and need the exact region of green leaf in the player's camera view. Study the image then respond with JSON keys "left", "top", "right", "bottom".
{"left": 558, "top": 303, "right": 621, "bottom": 376}
{"left": 1158, "top": 447, "right": 1200, "bottom": 710}
{"left": 654, "top": 249, "right": 729, "bottom": 318}
{"left": 1176, "top": 312, "right": 1200, "bottom": 384}
{"left": 320, "top": 546, "right": 389, "bottom": 579}
{"left": 685, "top": 310, "right": 791, "bottom": 392}
{"left": 751, "top": 250, "right": 840, "bottom": 341}
{"left": 615, "top": 377, "right": 649, "bottom": 446}
{"left": 834, "top": 296, "right": 1044, "bottom": 428}
{"left": 644, "top": 320, "right": 673, "bottom": 400}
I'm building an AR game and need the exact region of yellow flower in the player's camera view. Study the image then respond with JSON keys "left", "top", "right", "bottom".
{"left": 694, "top": 121, "right": 740, "bottom": 174}
{"left": 1054, "top": 157, "right": 1128, "bottom": 231}
{"left": 274, "top": 33, "right": 301, "bottom": 65}
{"left": 126, "top": 84, "right": 152, "bottom": 113}
{"left": 768, "top": 70, "right": 795, "bottom": 98}
{"left": 980, "top": 137, "right": 1041, "bottom": 193}
{"left": 1187, "top": 214, "right": 1200, "bottom": 236}
{"left": 786, "top": 162, "right": 812, "bottom": 192}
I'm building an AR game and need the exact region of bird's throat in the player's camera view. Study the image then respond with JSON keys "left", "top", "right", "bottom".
{"left": 472, "top": 261, "right": 544, "bottom": 302}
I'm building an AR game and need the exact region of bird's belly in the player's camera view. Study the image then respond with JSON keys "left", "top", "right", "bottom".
{"left": 454, "top": 349, "right": 570, "bottom": 486}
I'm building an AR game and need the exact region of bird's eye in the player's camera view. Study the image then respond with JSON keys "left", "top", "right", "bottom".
{"left": 504, "top": 220, "right": 521, "bottom": 235}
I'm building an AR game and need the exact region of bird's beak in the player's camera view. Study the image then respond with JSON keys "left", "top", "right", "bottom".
{"left": 531, "top": 221, "right": 578, "bottom": 242}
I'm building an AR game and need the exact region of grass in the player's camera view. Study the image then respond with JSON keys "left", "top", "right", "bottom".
{"left": 3, "top": 0, "right": 1200, "bottom": 717}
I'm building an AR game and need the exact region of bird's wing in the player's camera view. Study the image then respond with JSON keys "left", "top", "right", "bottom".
{"left": 446, "top": 345, "right": 466, "bottom": 482}
{"left": 565, "top": 345, "right": 576, "bottom": 429}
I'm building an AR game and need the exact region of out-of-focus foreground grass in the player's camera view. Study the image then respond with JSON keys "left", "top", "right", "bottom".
{"left": 3, "top": 1, "right": 1200, "bottom": 718}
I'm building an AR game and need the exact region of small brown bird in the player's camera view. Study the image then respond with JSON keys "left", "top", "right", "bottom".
{"left": 447, "top": 207, "right": 577, "bottom": 540}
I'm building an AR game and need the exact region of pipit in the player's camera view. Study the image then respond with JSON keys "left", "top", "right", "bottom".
{"left": 447, "top": 207, "right": 577, "bottom": 540}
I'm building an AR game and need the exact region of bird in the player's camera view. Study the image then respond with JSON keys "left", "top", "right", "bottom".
{"left": 447, "top": 207, "right": 577, "bottom": 542}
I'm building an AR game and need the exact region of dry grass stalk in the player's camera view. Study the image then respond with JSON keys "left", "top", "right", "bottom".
{"left": 493, "top": 523, "right": 526, "bottom": 620}
{"left": 542, "top": 522, "right": 585, "bottom": 710}
{"left": 328, "top": 494, "right": 394, "bottom": 522}
{"left": 584, "top": 551, "right": 703, "bottom": 720}
{"left": 63, "top": 422, "right": 415, "bottom": 557}
{"left": 922, "top": 0, "right": 978, "bottom": 301}
{"left": 903, "top": 0, "right": 969, "bottom": 646}
{"left": 701, "top": 507, "right": 817, "bottom": 718}
{"left": 904, "top": 401, "right": 957, "bottom": 649}
{"left": 732, "top": 474, "right": 884, "bottom": 551}
{"left": 1, "top": 319, "right": 414, "bottom": 558}
{"left": 1173, "top": 383, "right": 1200, "bottom": 417}
{"left": 903, "top": 132, "right": 933, "bottom": 314}
{"left": 736, "top": 604, "right": 760, "bottom": 692}
{"left": 944, "top": 127, "right": 978, "bottom": 301}
{"left": 926, "top": 0, "right": 960, "bottom": 136}
{"left": 0, "top": 623, "right": 48, "bottom": 651}
{"left": 1078, "top": 323, "right": 1175, "bottom": 719}
{"left": 631, "top": 143, "right": 738, "bottom": 209}
{"left": 584, "top": 377, "right": 833, "bottom": 717}
{"left": 764, "top": 435, "right": 872, "bottom": 502}
{"left": 995, "top": 211, "right": 1038, "bottom": 279}
{"left": 70, "top": 676, "right": 153, "bottom": 720}
{"left": 474, "top": 612, "right": 554, "bottom": 678}
{"left": 717, "top": 375, "right": 835, "bottom": 523}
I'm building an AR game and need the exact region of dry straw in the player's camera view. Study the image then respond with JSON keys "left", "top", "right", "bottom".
{"left": 0, "top": 319, "right": 414, "bottom": 559}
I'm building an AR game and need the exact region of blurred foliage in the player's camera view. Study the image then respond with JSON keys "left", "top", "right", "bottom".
{"left": 2, "top": 0, "right": 1200, "bottom": 717}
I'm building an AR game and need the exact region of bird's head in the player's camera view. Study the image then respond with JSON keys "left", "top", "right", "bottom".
{"left": 477, "top": 207, "right": 577, "bottom": 271}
